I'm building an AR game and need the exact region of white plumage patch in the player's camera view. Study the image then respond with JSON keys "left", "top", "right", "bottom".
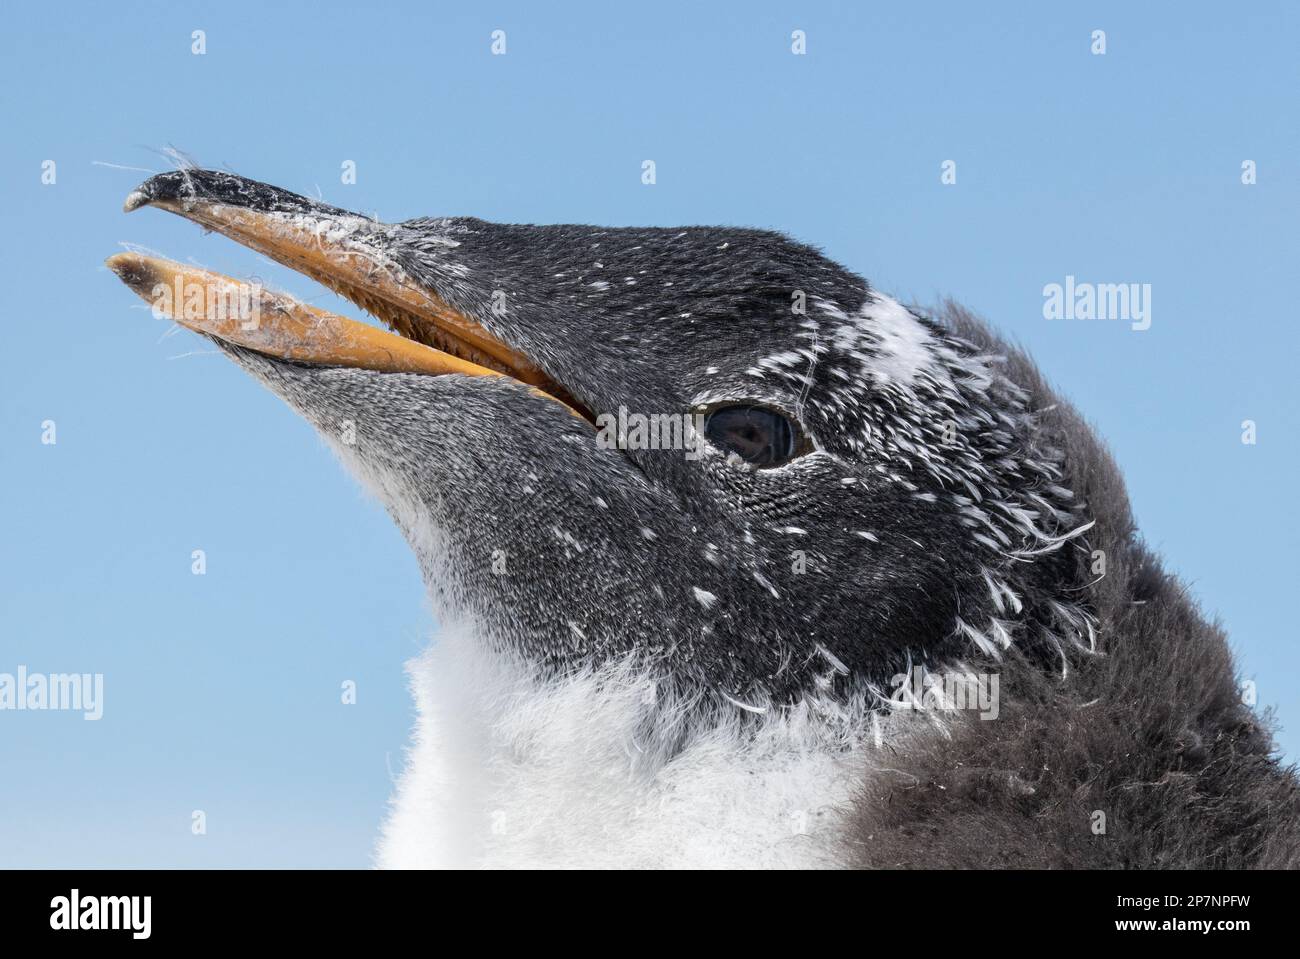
{"left": 375, "top": 623, "right": 920, "bottom": 869}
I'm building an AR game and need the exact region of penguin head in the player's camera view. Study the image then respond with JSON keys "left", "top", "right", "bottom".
{"left": 109, "top": 170, "right": 1091, "bottom": 704}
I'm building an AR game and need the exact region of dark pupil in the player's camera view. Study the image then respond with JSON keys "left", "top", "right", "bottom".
{"left": 704, "top": 406, "right": 796, "bottom": 465}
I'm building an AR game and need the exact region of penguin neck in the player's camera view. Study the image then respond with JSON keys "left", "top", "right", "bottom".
{"left": 375, "top": 621, "right": 889, "bottom": 869}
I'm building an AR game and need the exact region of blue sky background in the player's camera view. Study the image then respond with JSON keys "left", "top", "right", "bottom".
{"left": 1, "top": 1, "right": 1296, "bottom": 867}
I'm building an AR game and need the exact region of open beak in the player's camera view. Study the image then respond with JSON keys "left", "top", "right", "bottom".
{"left": 108, "top": 171, "right": 589, "bottom": 420}
{"left": 106, "top": 252, "right": 512, "bottom": 380}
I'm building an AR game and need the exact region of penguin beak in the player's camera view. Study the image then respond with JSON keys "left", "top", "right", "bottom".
{"left": 108, "top": 171, "right": 590, "bottom": 421}
{"left": 105, "top": 253, "right": 512, "bottom": 381}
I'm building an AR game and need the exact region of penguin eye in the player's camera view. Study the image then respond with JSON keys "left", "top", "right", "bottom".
{"left": 703, "top": 405, "right": 802, "bottom": 466}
